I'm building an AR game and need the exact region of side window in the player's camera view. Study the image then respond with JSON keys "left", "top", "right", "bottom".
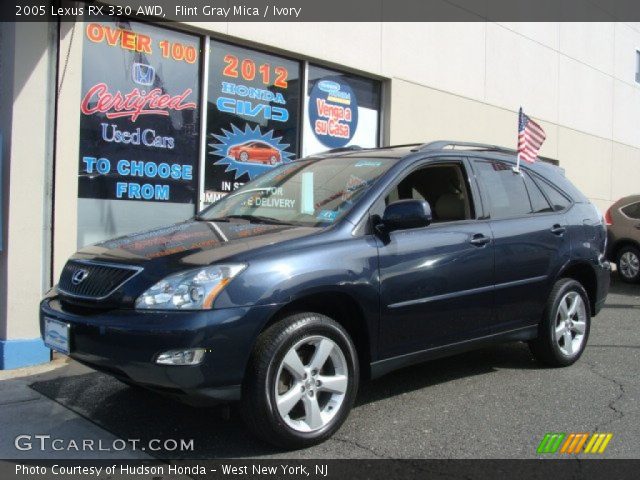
{"left": 382, "top": 163, "right": 475, "bottom": 222}
{"left": 523, "top": 172, "right": 553, "bottom": 214}
{"left": 621, "top": 202, "right": 640, "bottom": 219}
{"left": 473, "top": 160, "right": 532, "bottom": 218}
{"left": 537, "top": 179, "right": 572, "bottom": 211}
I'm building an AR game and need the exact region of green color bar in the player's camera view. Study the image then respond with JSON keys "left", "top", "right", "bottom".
{"left": 537, "top": 433, "right": 566, "bottom": 454}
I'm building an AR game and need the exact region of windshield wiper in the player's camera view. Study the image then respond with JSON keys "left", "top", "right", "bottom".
{"left": 197, "top": 214, "right": 293, "bottom": 225}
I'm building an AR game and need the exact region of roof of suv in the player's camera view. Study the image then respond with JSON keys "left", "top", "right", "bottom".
{"left": 312, "top": 141, "right": 559, "bottom": 162}
{"left": 309, "top": 140, "right": 587, "bottom": 203}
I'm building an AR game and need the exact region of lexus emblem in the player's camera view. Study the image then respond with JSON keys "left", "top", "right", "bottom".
{"left": 71, "top": 269, "right": 89, "bottom": 285}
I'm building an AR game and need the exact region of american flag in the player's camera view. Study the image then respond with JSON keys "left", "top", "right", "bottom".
{"left": 517, "top": 107, "right": 546, "bottom": 163}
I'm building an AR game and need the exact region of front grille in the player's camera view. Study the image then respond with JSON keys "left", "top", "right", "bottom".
{"left": 58, "top": 260, "right": 141, "bottom": 299}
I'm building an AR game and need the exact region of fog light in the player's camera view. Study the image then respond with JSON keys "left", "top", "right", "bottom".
{"left": 155, "top": 348, "right": 206, "bottom": 366}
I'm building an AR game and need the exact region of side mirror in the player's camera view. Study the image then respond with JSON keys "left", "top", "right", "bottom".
{"left": 379, "top": 199, "right": 432, "bottom": 232}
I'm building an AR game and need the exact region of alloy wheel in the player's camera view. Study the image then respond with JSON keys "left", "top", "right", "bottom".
{"left": 274, "top": 335, "right": 348, "bottom": 432}
{"left": 619, "top": 251, "right": 640, "bottom": 280}
{"left": 554, "top": 291, "right": 587, "bottom": 356}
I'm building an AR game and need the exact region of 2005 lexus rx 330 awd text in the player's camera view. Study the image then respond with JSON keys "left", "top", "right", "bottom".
{"left": 41, "top": 141, "right": 610, "bottom": 448}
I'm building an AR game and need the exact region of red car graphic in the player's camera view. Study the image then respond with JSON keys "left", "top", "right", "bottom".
{"left": 228, "top": 141, "right": 282, "bottom": 165}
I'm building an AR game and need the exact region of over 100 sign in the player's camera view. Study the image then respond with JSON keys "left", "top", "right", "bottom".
{"left": 78, "top": 20, "right": 200, "bottom": 204}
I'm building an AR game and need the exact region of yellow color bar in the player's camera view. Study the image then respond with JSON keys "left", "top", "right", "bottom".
{"left": 584, "top": 433, "right": 599, "bottom": 453}
{"left": 584, "top": 433, "right": 613, "bottom": 453}
{"left": 598, "top": 433, "right": 613, "bottom": 453}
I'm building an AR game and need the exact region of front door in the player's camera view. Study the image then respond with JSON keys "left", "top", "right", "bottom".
{"left": 376, "top": 160, "right": 496, "bottom": 359}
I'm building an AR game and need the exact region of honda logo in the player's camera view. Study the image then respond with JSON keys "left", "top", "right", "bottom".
{"left": 132, "top": 63, "right": 155, "bottom": 86}
{"left": 71, "top": 269, "right": 89, "bottom": 285}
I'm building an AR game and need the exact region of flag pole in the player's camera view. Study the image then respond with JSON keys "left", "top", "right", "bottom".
{"left": 513, "top": 107, "right": 522, "bottom": 174}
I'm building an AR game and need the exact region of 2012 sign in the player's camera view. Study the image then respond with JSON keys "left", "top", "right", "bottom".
{"left": 222, "top": 54, "right": 288, "bottom": 88}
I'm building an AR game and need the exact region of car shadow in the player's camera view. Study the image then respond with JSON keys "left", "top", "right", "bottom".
{"left": 607, "top": 271, "right": 640, "bottom": 298}
{"left": 597, "top": 271, "right": 640, "bottom": 311}
{"left": 29, "top": 341, "right": 539, "bottom": 458}
{"left": 356, "top": 341, "right": 540, "bottom": 406}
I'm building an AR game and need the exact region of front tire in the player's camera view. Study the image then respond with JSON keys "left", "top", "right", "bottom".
{"left": 241, "top": 312, "right": 359, "bottom": 449}
{"left": 617, "top": 245, "right": 640, "bottom": 283}
{"left": 529, "top": 279, "right": 591, "bottom": 367}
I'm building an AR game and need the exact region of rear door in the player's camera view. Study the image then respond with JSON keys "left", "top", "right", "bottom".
{"left": 471, "top": 158, "right": 571, "bottom": 329}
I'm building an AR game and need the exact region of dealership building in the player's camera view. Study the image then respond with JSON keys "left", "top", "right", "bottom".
{"left": 0, "top": 18, "right": 639, "bottom": 368}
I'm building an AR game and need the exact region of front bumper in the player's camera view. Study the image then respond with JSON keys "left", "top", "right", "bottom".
{"left": 40, "top": 297, "right": 277, "bottom": 403}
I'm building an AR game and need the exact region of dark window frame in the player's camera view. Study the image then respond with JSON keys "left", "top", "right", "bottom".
{"left": 368, "top": 158, "right": 479, "bottom": 225}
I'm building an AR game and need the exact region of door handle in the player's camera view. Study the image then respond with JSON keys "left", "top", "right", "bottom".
{"left": 550, "top": 224, "right": 566, "bottom": 236}
{"left": 634, "top": 224, "right": 640, "bottom": 230}
{"left": 470, "top": 234, "right": 491, "bottom": 246}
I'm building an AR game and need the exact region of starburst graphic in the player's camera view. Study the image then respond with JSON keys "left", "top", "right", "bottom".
{"left": 208, "top": 124, "right": 295, "bottom": 181}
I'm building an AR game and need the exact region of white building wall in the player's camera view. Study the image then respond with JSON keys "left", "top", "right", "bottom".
{"left": 0, "top": 22, "right": 56, "bottom": 369}
{"left": 206, "top": 21, "right": 640, "bottom": 213}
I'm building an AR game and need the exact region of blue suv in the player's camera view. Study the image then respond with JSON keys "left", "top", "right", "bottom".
{"left": 40, "top": 141, "right": 610, "bottom": 448}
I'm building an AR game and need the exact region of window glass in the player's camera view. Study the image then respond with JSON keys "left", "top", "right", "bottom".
{"left": 621, "top": 202, "right": 640, "bottom": 219}
{"left": 523, "top": 172, "right": 553, "bottom": 213}
{"left": 473, "top": 160, "right": 531, "bottom": 218}
{"left": 383, "top": 164, "right": 474, "bottom": 222}
{"left": 303, "top": 65, "right": 381, "bottom": 156}
{"left": 203, "top": 40, "right": 301, "bottom": 206}
{"left": 77, "top": 19, "right": 201, "bottom": 247}
{"left": 537, "top": 179, "right": 572, "bottom": 211}
{"left": 199, "top": 157, "right": 394, "bottom": 226}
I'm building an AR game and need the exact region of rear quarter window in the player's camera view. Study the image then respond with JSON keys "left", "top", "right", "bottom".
{"left": 621, "top": 202, "right": 640, "bottom": 219}
{"left": 536, "top": 178, "right": 572, "bottom": 211}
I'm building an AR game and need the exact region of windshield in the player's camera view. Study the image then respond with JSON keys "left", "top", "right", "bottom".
{"left": 197, "top": 157, "right": 394, "bottom": 226}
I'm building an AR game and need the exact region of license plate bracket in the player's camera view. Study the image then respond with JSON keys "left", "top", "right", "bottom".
{"left": 44, "top": 317, "right": 70, "bottom": 355}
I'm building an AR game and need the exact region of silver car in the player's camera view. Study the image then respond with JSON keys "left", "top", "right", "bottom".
{"left": 606, "top": 195, "right": 640, "bottom": 282}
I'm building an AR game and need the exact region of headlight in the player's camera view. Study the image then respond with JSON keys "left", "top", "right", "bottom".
{"left": 135, "top": 264, "right": 246, "bottom": 310}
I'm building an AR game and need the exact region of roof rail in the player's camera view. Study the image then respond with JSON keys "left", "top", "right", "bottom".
{"left": 379, "top": 143, "right": 422, "bottom": 149}
{"left": 410, "top": 141, "right": 517, "bottom": 155}
{"left": 319, "top": 143, "right": 422, "bottom": 155}
{"left": 319, "top": 145, "right": 364, "bottom": 154}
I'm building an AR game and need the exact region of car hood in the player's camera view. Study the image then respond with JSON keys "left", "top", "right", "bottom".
{"left": 71, "top": 220, "right": 320, "bottom": 273}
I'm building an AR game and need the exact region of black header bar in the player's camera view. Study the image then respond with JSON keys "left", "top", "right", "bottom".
{"left": 5, "top": 0, "right": 640, "bottom": 22}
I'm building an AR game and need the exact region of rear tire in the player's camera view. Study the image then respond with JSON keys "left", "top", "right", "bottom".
{"left": 529, "top": 278, "right": 591, "bottom": 367}
{"left": 241, "top": 312, "right": 358, "bottom": 449}
{"left": 616, "top": 245, "right": 640, "bottom": 283}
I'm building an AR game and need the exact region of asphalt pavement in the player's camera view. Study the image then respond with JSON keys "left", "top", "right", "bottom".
{"left": 5, "top": 274, "right": 639, "bottom": 459}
